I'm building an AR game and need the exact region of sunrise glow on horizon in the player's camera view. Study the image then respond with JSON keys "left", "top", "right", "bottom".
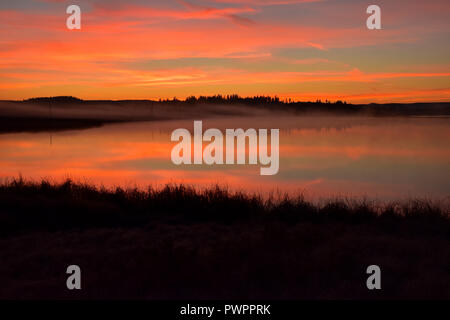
{"left": 1, "top": 0, "right": 450, "bottom": 103}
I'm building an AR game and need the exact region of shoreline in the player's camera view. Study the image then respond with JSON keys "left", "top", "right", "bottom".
{"left": 1, "top": 98, "right": 449, "bottom": 134}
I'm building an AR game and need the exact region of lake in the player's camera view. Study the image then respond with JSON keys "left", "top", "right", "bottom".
{"left": 1, "top": 115, "right": 449, "bottom": 201}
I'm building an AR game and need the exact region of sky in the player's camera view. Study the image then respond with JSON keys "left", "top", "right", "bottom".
{"left": 1, "top": 0, "right": 449, "bottom": 103}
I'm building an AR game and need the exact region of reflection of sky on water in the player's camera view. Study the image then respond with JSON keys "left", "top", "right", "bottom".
{"left": 1, "top": 116, "right": 450, "bottom": 200}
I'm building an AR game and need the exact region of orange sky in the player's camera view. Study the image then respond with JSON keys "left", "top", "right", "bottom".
{"left": 1, "top": 0, "right": 450, "bottom": 103}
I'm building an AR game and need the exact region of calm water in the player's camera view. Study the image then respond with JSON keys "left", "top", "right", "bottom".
{"left": 1, "top": 115, "right": 450, "bottom": 200}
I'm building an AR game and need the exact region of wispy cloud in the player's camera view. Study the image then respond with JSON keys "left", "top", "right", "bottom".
{"left": 1, "top": 0, "right": 449, "bottom": 102}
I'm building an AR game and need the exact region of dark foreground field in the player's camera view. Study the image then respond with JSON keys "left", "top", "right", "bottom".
{"left": 0, "top": 179, "right": 449, "bottom": 300}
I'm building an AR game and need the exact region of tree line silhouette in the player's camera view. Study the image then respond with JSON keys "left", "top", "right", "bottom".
{"left": 25, "top": 95, "right": 347, "bottom": 106}
{"left": 22, "top": 95, "right": 450, "bottom": 116}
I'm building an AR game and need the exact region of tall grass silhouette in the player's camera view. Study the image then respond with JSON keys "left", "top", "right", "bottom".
{"left": 0, "top": 178, "right": 449, "bottom": 299}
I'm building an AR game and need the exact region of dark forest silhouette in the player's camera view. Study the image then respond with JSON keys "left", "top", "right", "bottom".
{"left": 22, "top": 95, "right": 450, "bottom": 116}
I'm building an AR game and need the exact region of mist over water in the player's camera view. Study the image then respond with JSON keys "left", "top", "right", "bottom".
{"left": 1, "top": 114, "right": 449, "bottom": 201}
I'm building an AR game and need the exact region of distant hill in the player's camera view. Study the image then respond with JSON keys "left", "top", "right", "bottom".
{"left": 0, "top": 95, "right": 448, "bottom": 134}
{"left": 17, "top": 95, "right": 450, "bottom": 116}
{"left": 24, "top": 96, "right": 84, "bottom": 104}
